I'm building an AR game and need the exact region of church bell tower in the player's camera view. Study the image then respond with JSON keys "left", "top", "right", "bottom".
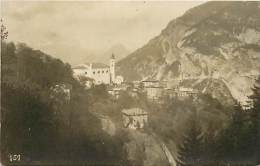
{"left": 110, "top": 53, "right": 115, "bottom": 84}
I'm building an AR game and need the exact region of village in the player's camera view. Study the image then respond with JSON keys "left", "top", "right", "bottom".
{"left": 2, "top": 1, "right": 260, "bottom": 165}
{"left": 33, "top": 49, "right": 258, "bottom": 166}
{"left": 49, "top": 53, "right": 256, "bottom": 133}
{"left": 70, "top": 54, "right": 199, "bottom": 130}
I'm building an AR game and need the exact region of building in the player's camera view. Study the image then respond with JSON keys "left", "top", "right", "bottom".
{"left": 73, "top": 54, "right": 123, "bottom": 85}
{"left": 164, "top": 88, "right": 176, "bottom": 99}
{"left": 142, "top": 78, "right": 160, "bottom": 87}
{"left": 145, "top": 86, "right": 164, "bottom": 101}
{"left": 142, "top": 78, "right": 165, "bottom": 101}
{"left": 175, "top": 87, "right": 198, "bottom": 99}
{"left": 122, "top": 108, "right": 148, "bottom": 130}
{"left": 163, "top": 86, "right": 199, "bottom": 100}
{"left": 241, "top": 99, "right": 254, "bottom": 110}
{"left": 73, "top": 62, "right": 111, "bottom": 84}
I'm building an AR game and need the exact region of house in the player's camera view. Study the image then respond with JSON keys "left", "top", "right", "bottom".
{"left": 122, "top": 108, "right": 148, "bottom": 130}
{"left": 73, "top": 54, "right": 123, "bottom": 85}
{"left": 175, "top": 87, "right": 198, "bottom": 98}
{"left": 145, "top": 86, "right": 164, "bottom": 101}
{"left": 164, "top": 88, "right": 176, "bottom": 99}
{"left": 142, "top": 78, "right": 160, "bottom": 87}
{"left": 241, "top": 99, "right": 254, "bottom": 110}
{"left": 141, "top": 78, "right": 165, "bottom": 101}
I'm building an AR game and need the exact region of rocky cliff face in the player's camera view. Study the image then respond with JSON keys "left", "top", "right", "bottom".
{"left": 117, "top": 1, "right": 260, "bottom": 105}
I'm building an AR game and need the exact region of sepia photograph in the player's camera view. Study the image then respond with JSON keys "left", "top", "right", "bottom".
{"left": 1, "top": 0, "right": 260, "bottom": 165}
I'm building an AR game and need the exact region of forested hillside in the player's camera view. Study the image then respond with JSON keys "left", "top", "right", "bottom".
{"left": 1, "top": 42, "right": 128, "bottom": 165}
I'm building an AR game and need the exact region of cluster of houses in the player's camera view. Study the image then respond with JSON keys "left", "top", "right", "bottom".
{"left": 142, "top": 78, "right": 198, "bottom": 101}
{"left": 106, "top": 78, "right": 199, "bottom": 103}
{"left": 72, "top": 54, "right": 200, "bottom": 130}
{"left": 107, "top": 79, "right": 199, "bottom": 130}
{"left": 72, "top": 53, "right": 199, "bottom": 103}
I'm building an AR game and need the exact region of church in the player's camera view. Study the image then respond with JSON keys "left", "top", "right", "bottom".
{"left": 73, "top": 54, "right": 123, "bottom": 85}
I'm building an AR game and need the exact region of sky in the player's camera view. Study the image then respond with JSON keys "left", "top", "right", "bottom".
{"left": 1, "top": 1, "right": 204, "bottom": 64}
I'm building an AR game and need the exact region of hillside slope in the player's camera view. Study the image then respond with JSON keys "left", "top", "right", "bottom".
{"left": 117, "top": 1, "right": 260, "bottom": 104}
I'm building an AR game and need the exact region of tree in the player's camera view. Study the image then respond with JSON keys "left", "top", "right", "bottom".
{"left": 202, "top": 121, "right": 218, "bottom": 165}
{"left": 177, "top": 114, "right": 204, "bottom": 166}
{"left": 1, "top": 83, "right": 56, "bottom": 163}
{"left": 1, "top": 42, "right": 129, "bottom": 165}
{"left": 1, "top": 18, "right": 8, "bottom": 41}
{"left": 250, "top": 76, "right": 260, "bottom": 163}
{"left": 215, "top": 103, "right": 257, "bottom": 164}
{"left": 117, "top": 91, "right": 136, "bottom": 109}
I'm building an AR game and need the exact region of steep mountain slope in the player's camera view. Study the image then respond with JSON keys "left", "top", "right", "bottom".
{"left": 76, "top": 44, "right": 130, "bottom": 66}
{"left": 117, "top": 1, "right": 260, "bottom": 104}
{"left": 100, "top": 44, "right": 130, "bottom": 63}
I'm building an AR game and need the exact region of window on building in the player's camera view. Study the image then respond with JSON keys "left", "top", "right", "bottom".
{"left": 102, "top": 70, "right": 104, "bottom": 74}
{"left": 106, "top": 70, "right": 109, "bottom": 73}
{"left": 93, "top": 71, "right": 95, "bottom": 74}
{"left": 85, "top": 72, "right": 87, "bottom": 74}
{"left": 98, "top": 71, "right": 100, "bottom": 74}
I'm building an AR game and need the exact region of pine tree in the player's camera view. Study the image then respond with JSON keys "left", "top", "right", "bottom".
{"left": 215, "top": 102, "right": 257, "bottom": 164}
{"left": 215, "top": 104, "right": 241, "bottom": 158}
{"left": 202, "top": 122, "right": 218, "bottom": 164}
{"left": 177, "top": 114, "right": 204, "bottom": 166}
{"left": 250, "top": 76, "right": 260, "bottom": 163}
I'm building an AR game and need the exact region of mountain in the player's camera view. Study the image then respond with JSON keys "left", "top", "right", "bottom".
{"left": 69, "top": 50, "right": 98, "bottom": 66}
{"left": 101, "top": 44, "right": 130, "bottom": 63}
{"left": 73, "top": 44, "right": 130, "bottom": 66}
{"left": 117, "top": 1, "right": 260, "bottom": 105}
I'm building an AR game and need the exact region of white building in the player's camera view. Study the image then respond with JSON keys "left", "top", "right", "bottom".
{"left": 175, "top": 87, "right": 198, "bottom": 98}
{"left": 73, "top": 54, "right": 123, "bottom": 85}
{"left": 122, "top": 108, "right": 148, "bottom": 130}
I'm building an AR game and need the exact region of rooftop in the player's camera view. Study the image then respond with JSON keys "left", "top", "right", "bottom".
{"left": 122, "top": 108, "right": 147, "bottom": 116}
{"left": 145, "top": 86, "right": 164, "bottom": 89}
{"left": 73, "top": 65, "right": 87, "bottom": 69}
{"left": 73, "top": 63, "right": 109, "bottom": 69}
{"left": 142, "top": 77, "right": 159, "bottom": 82}
{"left": 87, "top": 62, "right": 109, "bottom": 69}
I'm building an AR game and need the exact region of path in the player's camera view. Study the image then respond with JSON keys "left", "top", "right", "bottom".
{"left": 151, "top": 132, "right": 177, "bottom": 166}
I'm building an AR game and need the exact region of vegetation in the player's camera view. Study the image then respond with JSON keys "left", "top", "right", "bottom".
{"left": 174, "top": 77, "right": 260, "bottom": 166}
{"left": 1, "top": 41, "right": 259, "bottom": 166}
{"left": 1, "top": 42, "right": 128, "bottom": 165}
{"left": 148, "top": 84, "right": 259, "bottom": 166}
{"left": 177, "top": 113, "right": 203, "bottom": 166}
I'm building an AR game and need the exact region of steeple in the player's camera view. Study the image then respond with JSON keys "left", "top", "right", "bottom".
{"left": 110, "top": 53, "right": 116, "bottom": 84}
{"left": 111, "top": 53, "right": 115, "bottom": 59}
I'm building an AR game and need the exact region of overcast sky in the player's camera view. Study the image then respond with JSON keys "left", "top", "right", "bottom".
{"left": 2, "top": 1, "right": 203, "bottom": 64}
